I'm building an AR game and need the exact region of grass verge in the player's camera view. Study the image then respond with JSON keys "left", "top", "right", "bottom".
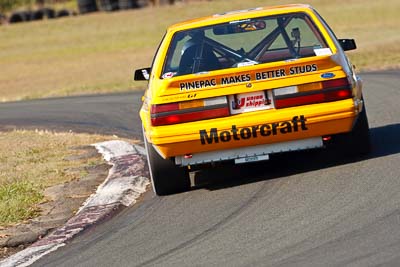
{"left": 0, "top": 130, "right": 129, "bottom": 226}
{"left": 0, "top": 0, "right": 399, "bottom": 102}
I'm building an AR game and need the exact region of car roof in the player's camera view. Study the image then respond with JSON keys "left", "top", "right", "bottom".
{"left": 167, "top": 4, "right": 314, "bottom": 33}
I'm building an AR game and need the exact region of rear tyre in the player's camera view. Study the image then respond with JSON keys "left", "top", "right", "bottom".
{"left": 333, "top": 100, "right": 371, "bottom": 156}
{"left": 143, "top": 128, "right": 190, "bottom": 196}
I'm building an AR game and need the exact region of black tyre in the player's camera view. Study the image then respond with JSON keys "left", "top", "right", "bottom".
{"left": 31, "top": 10, "right": 44, "bottom": 21}
{"left": 56, "top": 9, "right": 71, "bottom": 18}
{"left": 98, "top": 0, "right": 119, "bottom": 11}
{"left": 78, "top": 0, "right": 98, "bottom": 14}
{"left": 41, "top": 8, "right": 56, "bottom": 19}
{"left": 143, "top": 128, "right": 190, "bottom": 196}
{"left": 118, "top": 0, "right": 137, "bottom": 9}
{"left": 333, "top": 100, "right": 371, "bottom": 156}
{"left": 9, "top": 11, "right": 29, "bottom": 23}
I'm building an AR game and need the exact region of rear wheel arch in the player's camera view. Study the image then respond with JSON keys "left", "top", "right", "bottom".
{"left": 143, "top": 126, "right": 190, "bottom": 196}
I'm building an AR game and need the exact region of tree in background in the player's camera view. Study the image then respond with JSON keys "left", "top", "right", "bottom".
{"left": 0, "top": 0, "right": 20, "bottom": 13}
{"left": 0, "top": 0, "right": 37, "bottom": 13}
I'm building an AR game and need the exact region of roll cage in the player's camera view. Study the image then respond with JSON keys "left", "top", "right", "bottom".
{"left": 162, "top": 13, "right": 327, "bottom": 77}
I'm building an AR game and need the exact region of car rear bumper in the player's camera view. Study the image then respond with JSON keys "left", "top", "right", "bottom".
{"left": 146, "top": 98, "right": 359, "bottom": 158}
{"left": 175, "top": 137, "right": 323, "bottom": 166}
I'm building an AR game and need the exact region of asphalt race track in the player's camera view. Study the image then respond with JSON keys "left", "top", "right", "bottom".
{"left": 1, "top": 70, "right": 400, "bottom": 266}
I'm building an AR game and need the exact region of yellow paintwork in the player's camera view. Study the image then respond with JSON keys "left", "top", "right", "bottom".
{"left": 145, "top": 99, "right": 357, "bottom": 157}
{"left": 139, "top": 4, "right": 362, "bottom": 159}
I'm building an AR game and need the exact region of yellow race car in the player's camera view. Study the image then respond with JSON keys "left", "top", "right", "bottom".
{"left": 135, "top": 4, "right": 370, "bottom": 195}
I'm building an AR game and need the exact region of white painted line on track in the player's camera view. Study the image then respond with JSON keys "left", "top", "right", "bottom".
{"left": 0, "top": 141, "right": 149, "bottom": 267}
{"left": 1, "top": 244, "right": 65, "bottom": 267}
{"left": 133, "top": 144, "right": 146, "bottom": 156}
{"left": 94, "top": 140, "right": 138, "bottom": 161}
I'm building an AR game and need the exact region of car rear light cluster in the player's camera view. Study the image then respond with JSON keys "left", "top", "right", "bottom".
{"left": 274, "top": 78, "right": 352, "bottom": 109}
{"left": 151, "top": 96, "right": 229, "bottom": 126}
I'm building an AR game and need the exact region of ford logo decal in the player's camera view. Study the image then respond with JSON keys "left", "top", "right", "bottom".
{"left": 321, "top": 73, "right": 335, "bottom": 79}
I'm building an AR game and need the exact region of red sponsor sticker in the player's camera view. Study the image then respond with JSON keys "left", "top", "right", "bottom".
{"left": 229, "top": 90, "right": 274, "bottom": 114}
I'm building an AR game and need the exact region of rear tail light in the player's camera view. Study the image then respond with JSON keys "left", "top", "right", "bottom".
{"left": 151, "top": 96, "right": 229, "bottom": 126}
{"left": 274, "top": 78, "right": 352, "bottom": 109}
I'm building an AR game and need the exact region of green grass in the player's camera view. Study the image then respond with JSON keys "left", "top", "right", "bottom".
{"left": 0, "top": 0, "right": 399, "bottom": 102}
{"left": 0, "top": 181, "right": 43, "bottom": 225}
{"left": 0, "top": 130, "right": 132, "bottom": 226}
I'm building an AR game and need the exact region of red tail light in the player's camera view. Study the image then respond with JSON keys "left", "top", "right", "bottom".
{"left": 151, "top": 103, "right": 179, "bottom": 113}
{"left": 321, "top": 78, "right": 349, "bottom": 88}
{"left": 151, "top": 96, "right": 230, "bottom": 126}
{"left": 275, "top": 78, "right": 352, "bottom": 109}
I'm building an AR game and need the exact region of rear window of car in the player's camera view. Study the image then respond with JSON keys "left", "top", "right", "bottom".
{"left": 162, "top": 12, "right": 328, "bottom": 78}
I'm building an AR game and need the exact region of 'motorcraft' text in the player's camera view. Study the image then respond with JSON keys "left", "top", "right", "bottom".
{"left": 199, "top": 115, "right": 308, "bottom": 145}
